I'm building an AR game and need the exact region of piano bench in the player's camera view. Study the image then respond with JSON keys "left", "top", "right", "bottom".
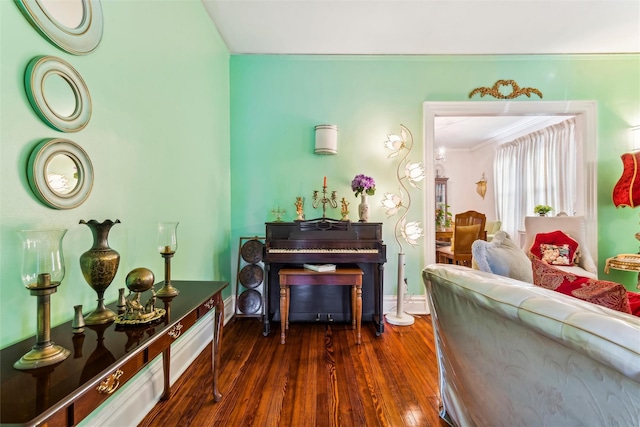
{"left": 278, "top": 268, "right": 364, "bottom": 345}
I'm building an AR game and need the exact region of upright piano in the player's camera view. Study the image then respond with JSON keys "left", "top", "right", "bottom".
{"left": 263, "top": 219, "right": 386, "bottom": 336}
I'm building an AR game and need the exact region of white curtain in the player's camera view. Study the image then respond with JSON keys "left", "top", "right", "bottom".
{"left": 494, "top": 118, "right": 577, "bottom": 241}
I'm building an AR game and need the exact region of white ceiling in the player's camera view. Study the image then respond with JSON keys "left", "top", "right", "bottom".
{"left": 201, "top": 1, "right": 636, "bottom": 149}
{"left": 202, "top": 0, "right": 640, "bottom": 55}
{"left": 435, "top": 115, "right": 572, "bottom": 149}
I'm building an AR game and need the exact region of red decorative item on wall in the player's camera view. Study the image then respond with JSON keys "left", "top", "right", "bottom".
{"left": 612, "top": 151, "right": 640, "bottom": 208}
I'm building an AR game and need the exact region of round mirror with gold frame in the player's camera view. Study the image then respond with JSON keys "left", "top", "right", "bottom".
{"left": 15, "top": 0, "right": 103, "bottom": 55}
{"left": 27, "top": 138, "right": 94, "bottom": 209}
{"left": 25, "top": 56, "right": 92, "bottom": 133}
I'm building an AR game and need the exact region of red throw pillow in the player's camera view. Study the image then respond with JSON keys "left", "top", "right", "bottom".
{"left": 531, "top": 258, "right": 632, "bottom": 314}
{"left": 627, "top": 291, "right": 640, "bottom": 317}
{"left": 530, "top": 230, "right": 579, "bottom": 266}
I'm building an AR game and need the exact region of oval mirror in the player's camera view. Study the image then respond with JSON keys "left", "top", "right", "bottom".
{"left": 25, "top": 56, "right": 91, "bottom": 132}
{"left": 15, "top": 0, "right": 103, "bottom": 55}
{"left": 27, "top": 138, "right": 94, "bottom": 209}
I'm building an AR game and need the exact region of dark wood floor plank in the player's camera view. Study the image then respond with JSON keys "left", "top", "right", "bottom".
{"left": 139, "top": 315, "right": 449, "bottom": 427}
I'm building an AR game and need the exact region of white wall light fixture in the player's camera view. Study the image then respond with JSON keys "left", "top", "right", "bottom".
{"left": 631, "top": 125, "right": 640, "bottom": 151}
{"left": 315, "top": 125, "right": 338, "bottom": 155}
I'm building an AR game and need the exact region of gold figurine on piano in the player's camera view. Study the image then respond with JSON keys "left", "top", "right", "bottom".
{"left": 340, "top": 197, "right": 350, "bottom": 221}
{"left": 295, "top": 196, "right": 305, "bottom": 221}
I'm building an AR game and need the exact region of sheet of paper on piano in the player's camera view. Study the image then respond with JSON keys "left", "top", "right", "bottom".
{"left": 303, "top": 263, "right": 337, "bottom": 272}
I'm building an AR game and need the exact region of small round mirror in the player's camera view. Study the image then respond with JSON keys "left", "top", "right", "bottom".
{"left": 43, "top": 73, "right": 77, "bottom": 118}
{"left": 40, "top": 0, "right": 84, "bottom": 29}
{"left": 27, "top": 138, "right": 94, "bottom": 209}
{"left": 25, "top": 56, "right": 91, "bottom": 132}
{"left": 46, "top": 154, "right": 79, "bottom": 195}
{"left": 15, "top": 0, "right": 103, "bottom": 55}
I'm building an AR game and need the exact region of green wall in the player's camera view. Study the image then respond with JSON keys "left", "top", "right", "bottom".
{"left": 229, "top": 54, "right": 640, "bottom": 295}
{"left": 2, "top": 1, "right": 639, "bottom": 351}
{"left": 0, "top": 0, "right": 231, "bottom": 348}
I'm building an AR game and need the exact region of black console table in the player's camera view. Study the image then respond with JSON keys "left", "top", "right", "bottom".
{"left": 0, "top": 280, "right": 227, "bottom": 427}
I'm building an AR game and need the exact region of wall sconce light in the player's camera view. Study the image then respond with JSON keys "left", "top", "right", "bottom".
{"left": 631, "top": 126, "right": 640, "bottom": 151}
{"left": 434, "top": 146, "right": 446, "bottom": 163}
{"left": 476, "top": 172, "right": 487, "bottom": 199}
{"left": 315, "top": 125, "right": 338, "bottom": 155}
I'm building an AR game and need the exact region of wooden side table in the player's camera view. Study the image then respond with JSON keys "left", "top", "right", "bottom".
{"left": 605, "top": 254, "right": 640, "bottom": 289}
{"left": 435, "top": 229, "right": 453, "bottom": 243}
{"left": 278, "top": 268, "right": 363, "bottom": 345}
{"left": 0, "top": 281, "right": 228, "bottom": 426}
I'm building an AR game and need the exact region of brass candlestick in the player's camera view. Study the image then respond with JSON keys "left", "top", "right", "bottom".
{"left": 15, "top": 273, "right": 71, "bottom": 370}
{"left": 158, "top": 249, "right": 179, "bottom": 297}
{"left": 157, "top": 222, "right": 179, "bottom": 297}
{"left": 16, "top": 228, "right": 70, "bottom": 370}
{"left": 312, "top": 186, "right": 338, "bottom": 218}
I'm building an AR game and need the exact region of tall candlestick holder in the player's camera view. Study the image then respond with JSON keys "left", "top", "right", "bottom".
{"left": 312, "top": 186, "right": 338, "bottom": 218}
{"left": 16, "top": 229, "right": 70, "bottom": 370}
{"left": 157, "top": 222, "right": 179, "bottom": 298}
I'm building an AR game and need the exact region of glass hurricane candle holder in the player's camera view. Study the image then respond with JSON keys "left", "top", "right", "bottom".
{"left": 15, "top": 229, "right": 70, "bottom": 370}
{"left": 156, "top": 222, "right": 179, "bottom": 297}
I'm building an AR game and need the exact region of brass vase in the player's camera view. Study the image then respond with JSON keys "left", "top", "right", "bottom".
{"left": 79, "top": 219, "right": 121, "bottom": 325}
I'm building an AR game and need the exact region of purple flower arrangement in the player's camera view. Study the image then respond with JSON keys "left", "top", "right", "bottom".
{"left": 351, "top": 174, "right": 376, "bottom": 197}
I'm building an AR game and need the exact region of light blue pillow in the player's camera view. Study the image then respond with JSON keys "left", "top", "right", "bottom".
{"left": 472, "top": 231, "right": 533, "bottom": 283}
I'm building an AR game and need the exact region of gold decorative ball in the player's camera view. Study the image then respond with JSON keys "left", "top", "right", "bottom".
{"left": 125, "top": 268, "right": 155, "bottom": 293}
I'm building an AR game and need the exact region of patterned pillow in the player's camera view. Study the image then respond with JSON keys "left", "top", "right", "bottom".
{"left": 530, "top": 230, "right": 579, "bottom": 266}
{"left": 531, "top": 258, "right": 631, "bottom": 314}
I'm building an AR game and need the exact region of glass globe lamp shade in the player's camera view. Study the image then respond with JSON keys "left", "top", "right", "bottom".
{"left": 157, "top": 222, "right": 179, "bottom": 254}
{"left": 15, "top": 229, "right": 70, "bottom": 370}
{"left": 20, "top": 229, "right": 67, "bottom": 289}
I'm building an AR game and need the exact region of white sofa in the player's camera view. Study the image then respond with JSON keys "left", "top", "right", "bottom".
{"left": 422, "top": 264, "right": 640, "bottom": 427}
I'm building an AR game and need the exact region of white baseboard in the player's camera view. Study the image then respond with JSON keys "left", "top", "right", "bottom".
{"left": 79, "top": 296, "right": 235, "bottom": 427}
{"left": 383, "top": 294, "right": 430, "bottom": 315}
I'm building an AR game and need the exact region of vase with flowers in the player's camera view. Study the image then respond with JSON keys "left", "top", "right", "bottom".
{"left": 351, "top": 174, "right": 376, "bottom": 222}
{"left": 534, "top": 205, "right": 553, "bottom": 216}
{"left": 435, "top": 203, "right": 452, "bottom": 230}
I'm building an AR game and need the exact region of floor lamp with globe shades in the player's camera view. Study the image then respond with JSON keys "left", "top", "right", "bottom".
{"left": 381, "top": 125, "right": 425, "bottom": 326}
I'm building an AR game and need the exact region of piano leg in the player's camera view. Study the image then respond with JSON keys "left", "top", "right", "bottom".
{"left": 375, "top": 262, "right": 385, "bottom": 336}
{"left": 263, "top": 263, "right": 271, "bottom": 336}
{"left": 280, "top": 285, "right": 287, "bottom": 344}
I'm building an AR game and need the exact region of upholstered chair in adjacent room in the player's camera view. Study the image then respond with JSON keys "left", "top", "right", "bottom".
{"left": 437, "top": 210, "right": 487, "bottom": 267}
{"left": 484, "top": 220, "right": 502, "bottom": 242}
{"left": 522, "top": 215, "right": 597, "bottom": 278}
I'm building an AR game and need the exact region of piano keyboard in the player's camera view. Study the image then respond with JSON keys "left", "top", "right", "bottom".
{"left": 267, "top": 248, "right": 379, "bottom": 254}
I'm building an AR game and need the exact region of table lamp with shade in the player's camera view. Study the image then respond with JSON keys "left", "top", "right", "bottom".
{"left": 611, "top": 150, "right": 640, "bottom": 290}
{"left": 612, "top": 151, "right": 640, "bottom": 249}
{"left": 15, "top": 229, "right": 70, "bottom": 370}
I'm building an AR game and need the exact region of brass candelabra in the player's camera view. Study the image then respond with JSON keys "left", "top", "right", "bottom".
{"left": 312, "top": 186, "right": 337, "bottom": 218}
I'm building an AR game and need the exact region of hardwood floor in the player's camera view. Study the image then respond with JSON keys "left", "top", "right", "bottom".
{"left": 139, "top": 315, "right": 449, "bottom": 427}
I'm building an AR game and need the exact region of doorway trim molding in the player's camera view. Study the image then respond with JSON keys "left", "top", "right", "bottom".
{"left": 423, "top": 100, "right": 598, "bottom": 267}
